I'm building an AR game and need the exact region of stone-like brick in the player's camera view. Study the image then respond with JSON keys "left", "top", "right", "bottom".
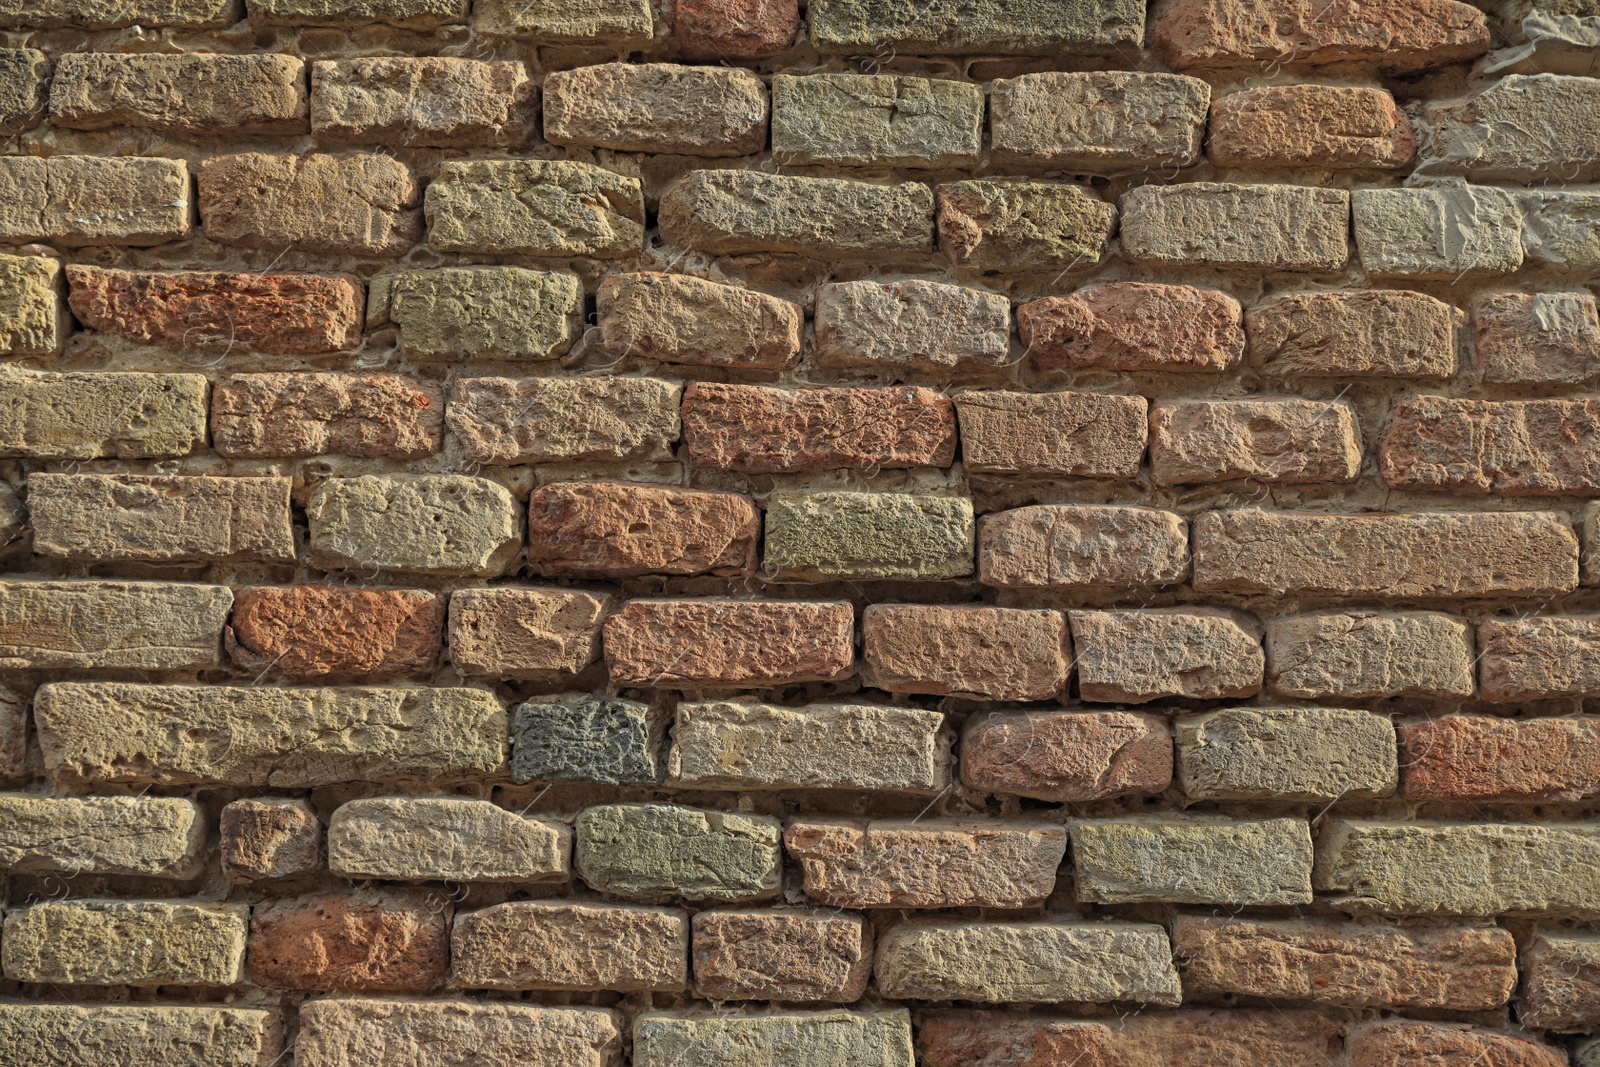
{"left": 785, "top": 819, "right": 1065, "bottom": 908}
{"left": 528, "top": 481, "right": 758, "bottom": 579}
{"left": 475, "top": 0, "right": 653, "bottom": 41}
{"left": 993, "top": 71, "right": 1208, "bottom": 170}
{"left": 0, "top": 686, "right": 21, "bottom": 785}
{"left": 659, "top": 170, "right": 933, "bottom": 258}
{"left": 199, "top": 152, "right": 419, "bottom": 257}
{"left": 605, "top": 598, "right": 855, "bottom": 687}
{"left": 808, "top": 0, "right": 1146, "bottom": 54}
{"left": 1176, "top": 916, "right": 1517, "bottom": 1010}
{"left": 1176, "top": 706, "right": 1398, "bottom": 801}
{"left": 250, "top": 888, "right": 448, "bottom": 992}
{"left": 1073, "top": 816, "right": 1314, "bottom": 905}
{"left": 34, "top": 682, "right": 506, "bottom": 788}
{"left": 0, "top": 1004, "right": 278, "bottom": 1067}
{"left": 512, "top": 697, "right": 659, "bottom": 784}
{"left": 1150, "top": 397, "right": 1364, "bottom": 485}
{"left": 221, "top": 797, "right": 321, "bottom": 882}
{"left": 1072, "top": 608, "right": 1263, "bottom": 703}
{"left": 875, "top": 920, "right": 1180, "bottom": 1004}
{"left": 669, "top": 700, "right": 949, "bottom": 792}
{"left": 815, "top": 279, "right": 1009, "bottom": 373}
{"left": 635, "top": 1010, "right": 913, "bottom": 1067}
{"left": 312, "top": 57, "right": 531, "bottom": 147}
{"left": 50, "top": 52, "right": 304, "bottom": 133}
{"left": 1474, "top": 291, "right": 1600, "bottom": 385}
{"left": 1520, "top": 189, "right": 1600, "bottom": 272}
{"left": 227, "top": 585, "right": 442, "bottom": 679}
{"left": 0, "top": 369, "right": 205, "bottom": 460}
{"left": 1348, "top": 1023, "right": 1566, "bottom": 1067}
{"left": 1120, "top": 182, "right": 1350, "bottom": 272}
{"left": 546, "top": 63, "right": 765, "bottom": 156}
{"left": 955, "top": 391, "right": 1147, "bottom": 477}
{"left": 1380, "top": 397, "right": 1600, "bottom": 495}
{"left": 29, "top": 474, "right": 295, "bottom": 564}
{"left": 0, "top": 49, "right": 49, "bottom": 133}
{"left": 448, "top": 376, "right": 680, "bottom": 464}
{"left": 693, "top": 908, "right": 870, "bottom": 1002}
{"left": 0, "top": 794, "right": 203, "bottom": 877}
{"left": 0, "top": 579, "right": 228, "bottom": 670}
{"left": 0, "top": 156, "right": 190, "bottom": 246}
{"left": 330, "top": 797, "right": 569, "bottom": 884}
{"left": 426, "top": 160, "right": 643, "bottom": 258}
{"left": 307, "top": 474, "right": 520, "bottom": 577}
{"left": 674, "top": 0, "right": 798, "bottom": 57}
{"left": 977, "top": 506, "right": 1189, "bottom": 590}
{"left": 576, "top": 803, "right": 782, "bottom": 903}
{"left": 296, "top": 1000, "right": 621, "bottom": 1067}
{"left": 453, "top": 900, "right": 686, "bottom": 992}
{"left": 1267, "top": 610, "right": 1475, "bottom": 699}
{"left": 449, "top": 587, "right": 609, "bottom": 677}
{"left": 0, "top": 0, "right": 238, "bottom": 29}
{"left": 863, "top": 604, "right": 1070, "bottom": 702}
{"left": 1400, "top": 716, "right": 1600, "bottom": 801}
{"left": 3, "top": 900, "right": 247, "bottom": 986}
{"left": 0, "top": 254, "right": 65, "bottom": 357}
{"left": 249, "top": 0, "right": 466, "bottom": 26}
{"left": 212, "top": 373, "right": 442, "bottom": 459}
{"left": 1209, "top": 85, "right": 1416, "bottom": 168}
{"left": 1020, "top": 283, "right": 1244, "bottom": 372}
{"left": 1353, "top": 185, "right": 1523, "bottom": 279}
{"left": 1193, "top": 509, "right": 1579, "bottom": 597}
{"left": 765, "top": 491, "right": 973, "bottom": 581}
{"left": 378, "top": 267, "right": 582, "bottom": 361}
{"left": 1423, "top": 74, "right": 1600, "bottom": 181}
{"left": 1248, "top": 289, "right": 1462, "bottom": 379}
{"left": 961, "top": 709, "right": 1172, "bottom": 801}
{"left": 937, "top": 180, "right": 1116, "bottom": 271}
{"left": 1481, "top": 615, "right": 1600, "bottom": 700}
{"left": 683, "top": 382, "right": 955, "bottom": 473}
{"left": 1521, "top": 933, "right": 1600, "bottom": 1030}
{"left": 598, "top": 272, "right": 801, "bottom": 369}
{"left": 772, "top": 73, "right": 981, "bottom": 168}
{"left": 1589, "top": 501, "right": 1600, "bottom": 585}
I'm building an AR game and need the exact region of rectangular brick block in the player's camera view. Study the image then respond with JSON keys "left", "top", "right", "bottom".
{"left": 1400, "top": 716, "right": 1600, "bottom": 801}
{"left": 598, "top": 272, "right": 801, "bottom": 369}
{"left": 0, "top": 253, "right": 66, "bottom": 356}
{"left": 1481, "top": 615, "right": 1600, "bottom": 700}
{"left": 765, "top": 491, "right": 973, "bottom": 581}
{"left": 3, "top": 900, "right": 247, "bottom": 986}
{"left": 546, "top": 63, "right": 766, "bottom": 156}
{"left": 0, "top": 156, "right": 190, "bottom": 246}
{"left": 1176, "top": 706, "right": 1397, "bottom": 801}
{"left": 0, "top": 794, "right": 203, "bottom": 877}
{"left": 50, "top": 52, "right": 305, "bottom": 133}
{"left": 961, "top": 709, "right": 1172, "bottom": 802}
{"left": 529, "top": 481, "right": 757, "bottom": 579}
{"left": 377, "top": 267, "right": 581, "bottom": 361}
{"left": 296, "top": 1000, "right": 620, "bottom": 1067}
{"left": 979, "top": 506, "right": 1189, "bottom": 590}
{"left": 0, "top": 48, "right": 48, "bottom": 132}
{"left": 1423, "top": 74, "right": 1600, "bottom": 181}
{"left": 772, "top": 73, "right": 982, "bottom": 167}
{"left": 1349, "top": 1023, "right": 1566, "bottom": 1067}
{"left": 312, "top": 57, "right": 532, "bottom": 147}
{"left": 604, "top": 598, "right": 854, "bottom": 687}
{"left": 249, "top": 0, "right": 466, "bottom": 25}
{"left": 1475, "top": 291, "right": 1600, "bottom": 385}
{"left": 1020, "top": 282, "right": 1244, "bottom": 372}
{"left": 0, "top": 0, "right": 239, "bottom": 28}
{"left": 200, "top": 152, "right": 419, "bottom": 257}
{"left": 453, "top": 901, "right": 686, "bottom": 991}
{"left": 993, "top": 71, "right": 1209, "bottom": 170}
{"left": 955, "top": 391, "right": 1147, "bottom": 476}
{"left": 1248, "top": 289, "right": 1462, "bottom": 379}
{"left": 426, "top": 159, "right": 643, "bottom": 258}
{"left": 674, "top": 0, "right": 798, "bottom": 58}
{"left": 635, "top": 1010, "right": 913, "bottom": 1067}
{"left": 475, "top": 0, "right": 652, "bottom": 41}
{"left": 212, "top": 373, "right": 442, "bottom": 459}
{"left": 862, "top": 604, "right": 1070, "bottom": 702}
{"left": 0, "top": 1004, "right": 278, "bottom": 1067}
{"left": 808, "top": 0, "right": 1146, "bottom": 54}
{"left": 448, "top": 376, "right": 680, "bottom": 464}
{"left": 0, "top": 579, "right": 228, "bottom": 670}
{"left": 1520, "top": 189, "right": 1600, "bottom": 272}
{"left": 512, "top": 697, "right": 659, "bottom": 785}
{"left": 1381, "top": 397, "right": 1600, "bottom": 494}
{"left": 448, "top": 586, "right": 609, "bottom": 677}
{"left": 221, "top": 797, "right": 321, "bottom": 882}
{"left": 329, "top": 797, "right": 568, "bottom": 884}
{"left": 815, "top": 279, "right": 1009, "bottom": 372}
{"left": 1073, "top": 608, "right": 1262, "bottom": 703}
{"left": 1121, "top": 182, "right": 1350, "bottom": 271}
{"left": 1354, "top": 185, "right": 1523, "bottom": 278}
{"left": 250, "top": 888, "right": 449, "bottom": 992}
{"left": 228, "top": 585, "right": 443, "bottom": 679}
{"left": 1521, "top": 933, "right": 1600, "bottom": 1030}
{"left": 937, "top": 180, "right": 1116, "bottom": 271}
{"left": 1073, "top": 816, "right": 1314, "bottom": 905}
{"left": 307, "top": 474, "right": 520, "bottom": 577}
{"left": 1209, "top": 84, "right": 1415, "bottom": 168}
{"left": 693, "top": 908, "right": 870, "bottom": 1003}
{"left": 0, "top": 369, "right": 206, "bottom": 459}
{"left": 576, "top": 802, "right": 782, "bottom": 903}
{"left": 1150, "top": 397, "right": 1363, "bottom": 484}
{"left": 1267, "top": 610, "right": 1475, "bottom": 699}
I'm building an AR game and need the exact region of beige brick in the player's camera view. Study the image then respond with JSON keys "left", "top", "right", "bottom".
{"left": 597, "top": 272, "right": 801, "bottom": 369}
{"left": 863, "top": 603, "right": 1070, "bottom": 702}
{"left": 296, "top": 1000, "right": 621, "bottom": 1067}
{"left": 0, "top": 156, "right": 190, "bottom": 246}
{"left": 992, "top": 71, "right": 1209, "bottom": 170}
{"left": 0, "top": 579, "right": 228, "bottom": 670}
{"left": 307, "top": 474, "right": 520, "bottom": 577}
{"left": 1474, "top": 291, "right": 1600, "bottom": 385}
{"left": 211, "top": 373, "right": 443, "bottom": 459}
{"left": 426, "top": 159, "right": 643, "bottom": 258}
{"left": 1353, "top": 185, "right": 1524, "bottom": 279}
{"left": 448, "top": 376, "right": 680, "bottom": 465}
{"left": 764, "top": 491, "right": 973, "bottom": 581}
{"left": 0, "top": 253, "right": 66, "bottom": 356}
{"left": 0, "top": 48, "right": 48, "bottom": 132}
{"left": 3, "top": 900, "right": 247, "bottom": 986}
{"left": 808, "top": 0, "right": 1146, "bottom": 54}
{"left": 546, "top": 63, "right": 766, "bottom": 156}
{"left": 772, "top": 73, "right": 982, "bottom": 168}
{"left": 1423, "top": 73, "right": 1600, "bottom": 181}
{"left": 635, "top": 1010, "right": 913, "bottom": 1067}
{"left": 1267, "top": 611, "right": 1475, "bottom": 699}
{"left": 954, "top": 391, "right": 1147, "bottom": 476}
{"left": 1121, "top": 182, "right": 1350, "bottom": 271}
{"left": 378, "top": 267, "right": 582, "bottom": 361}
{"left": 937, "top": 180, "right": 1116, "bottom": 271}
{"left": 0, "top": 1004, "right": 278, "bottom": 1067}
{"left": 576, "top": 803, "right": 782, "bottom": 903}
{"left": 1480, "top": 616, "right": 1600, "bottom": 701}
{"left": 49, "top": 52, "right": 306, "bottom": 133}
{"left": 312, "top": 57, "right": 532, "bottom": 147}
{"left": 453, "top": 900, "right": 687, "bottom": 991}
{"left": 1073, "top": 815, "right": 1315, "bottom": 905}
{"left": 329, "top": 797, "right": 567, "bottom": 884}
{"left": 978, "top": 505, "right": 1188, "bottom": 589}
{"left": 1072, "top": 608, "right": 1263, "bottom": 703}
{"left": 1521, "top": 933, "right": 1600, "bottom": 1030}
{"left": 449, "top": 586, "right": 610, "bottom": 677}
{"left": 199, "top": 152, "right": 419, "bottom": 257}
{"left": 249, "top": 0, "right": 465, "bottom": 25}
{"left": 0, "top": 794, "right": 203, "bottom": 877}
{"left": 1, "top": 0, "right": 238, "bottom": 26}
{"left": 1150, "top": 397, "right": 1363, "bottom": 485}
{"left": 475, "top": 0, "right": 653, "bottom": 41}
{"left": 0, "top": 369, "right": 206, "bottom": 459}
{"left": 1248, "top": 289, "right": 1462, "bottom": 379}
{"left": 815, "top": 280, "right": 1010, "bottom": 372}
{"left": 1176, "top": 706, "right": 1398, "bottom": 801}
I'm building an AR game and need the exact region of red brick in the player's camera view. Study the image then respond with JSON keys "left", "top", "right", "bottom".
{"left": 1380, "top": 397, "right": 1600, "bottom": 495}
{"left": 1019, "top": 283, "right": 1244, "bottom": 372}
{"left": 1400, "top": 716, "right": 1600, "bottom": 802}
{"left": 220, "top": 797, "right": 321, "bottom": 883}
{"left": 978, "top": 506, "right": 1187, "bottom": 590}
{"left": 1248, "top": 289, "right": 1462, "bottom": 379}
{"left": 1151, "top": 398, "right": 1362, "bottom": 485}
{"left": 604, "top": 598, "right": 854, "bottom": 687}
{"left": 954, "top": 391, "right": 1146, "bottom": 477}
{"left": 227, "top": 585, "right": 444, "bottom": 680}
{"left": 1209, "top": 85, "right": 1415, "bottom": 168}
{"left": 961, "top": 709, "right": 1172, "bottom": 802}
{"left": 527, "top": 482, "right": 758, "bottom": 579}
{"left": 452, "top": 900, "right": 688, "bottom": 992}
{"left": 1481, "top": 616, "right": 1600, "bottom": 701}
{"left": 692, "top": 908, "right": 869, "bottom": 1002}
{"left": 597, "top": 272, "right": 802, "bottom": 369}
{"left": 65, "top": 267, "right": 363, "bottom": 355}
{"left": 1347, "top": 1023, "right": 1566, "bottom": 1067}
{"left": 211, "top": 373, "right": 443, "bottom": 459}
{"left": 682, "top": 382, "right": 956, "bottom": 473}
{"left": 1474, "top": 291, "right": 1600, "bottom": 385}
{"left": 674, "top": 0, "right": 800, "bottom": 57}
{"left": 249, "top": 889, "right": 450, "bottom": 993}
{"left": 448, "top": 587, "right": 610, "bottom": 678}
{"left": 198, "top": 152, "right": 421, "bottom": 257}
{"left": 862, "top": 604, "right": 1070, "bottom": 702}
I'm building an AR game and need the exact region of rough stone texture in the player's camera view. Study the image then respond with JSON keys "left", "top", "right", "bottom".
{"left": 1353, "top": 185, "right": 1524, "bottom": 279}
{"left": 4, "top": 900, "right": 247, "bottom": 986}
{"left": 815, "top": 280, "right": 1010, "bottom": 372}
{"left": 862, "top": 604, "right": 1070, "bottom": 702}
{"left": 1474, "top": 290, "right": 1600, "bottom": 385}
{"left": 0, "top": 155, "right": 191, "bottom": 246}
{"left": 1422, "top": 74, "right": 1600, "bottom": 181}
{"left": 575, "top": 803, "right": 782, "bottom": 903}
{"left": 329, "top": 797, "right": 569, "bottom": 883}
{"left": 1380, "top": 397, "right": 1600, "bottom": 495}
{"left": 308, "top": 475, "right": 521, "bottom": 577}
{"left": 475, "top": 0, "right": 653, "bottom": 42}
{"left": 1072, "top": 608, "right": 1264, "bottom": 703}
{"left": 936, "top": 180, "right": 1117, "bottom": 271}
{"left": 1347, "top": 1023, "right": 1566, "bottom": 1067}
{"left": 0, "top": 369, "right": 204, "bottom": 459}
{"left": 1210, "top": 84, "right": 1416, "bottom": 168}
{"left": 295, "top": 1000, "right": 622, "bottom": 1067}
{"left": 808, "top": 0, "right": 1146, "bottom": 54}
{"left": 449, "top": 587, "right": 609, "bottom": 677}
{"left": 528, "top": 481, "right": 758, "bottom": 579}
{"left": 0, "top": 253, "right": 65, "bottom": 356}
{"left": 212, "top": 373, "right": 442, "bottom": 459}
{"left": 1248, "top": 289, "right": 1462, "bottom": 379}
{"left": 993, "top": 72, "right": 1209, "bottom": 170}
{"left": 1521, "top": 933, "right": 1600, "bottom": 1030}
{"left": 547, "top": 63, "right": 766, "bottom": 156}
{"left": 693, "top": 908, "right": 871, "bottom": 1002}
{"left": 604, "top": 598, "right": 855, "bottom": 687}
{"left": 955, "top": 391, "right": 1147, "bottom": 477}
{"left": 0, "top": 1005, "right": 279, "bottom": 1067}
{"left": 221, "top": 797, "right": 322, "bottom": 882}
{"left": 1120, "top": 182, "right": 1350, "bottom": 272}
{"left": 1019, "top": 283, "right": 1244, "bottom": 372}
{"left": 634, "top": 1010, "right": 914, "bottom": 1067}
{"left": 0, "top": 49, "right": 49, "bottom": 133}
{"left": 250, "top": 0, "right": 465, "bottom": 25}
{"left": 1072, "top": 816, "right": 1315, "bottom": 905}
{"left": 961, "top": 709, "right": 1173, "bottom": 801}
{"left": 426, "top": 160, "right": 644, "bottom": 258}
{"left": 34, "top": 682, "right": 507, "bottom": 788}
{"left": 452, "top": 901, "right": 687, "bottom": 991}
{"left": 312, "top": 57, "right": 532, "bottom": 147}
{"left": 50, "top": 52, "right": 305, "bottom": 133}
{"left": 199, "top": 152, "right": 419, "bottom": 257}
{"left": 598, "top": 272, "right": 801, "bottom": 369}
{"left": 379, "top": 267, "right": 582, "bottom": 361}
{"left": 1480, "top": 615, "right": 1600, "bottom": 700}
{"left": 0, "top": 685, "right": 22, "bottom": 784}
{"left": 1267, "top": 610, "right": 1475, "bottom": 699}
{"left": 1150, "top": 397, "right": 1363, "bottom": 485}
{"left": 674, "top": 0, "right": 797, "bottom": 57}
{"left": 1519, "top": 189, "right": 1600, "bottom": 271}
{"left": 764, "top": 491, "right": 973, "bottom": 580}
{"left": 978, "top": 506, "right": 1189, "bottom": 589}
{"left": 1175, "top": 706, "right": 1398, "bottom": 801}
{"left": 249, "top": 888, "right": 449, "bottom": 992}
{"left": 1400, "top": 716, "right": 1600, "bottom": 801}
{"left": 512, "top": 698, "right": 659, "bottom": 785}
{"left": 0, "top": 579, "right": 228, "bottom": 670}
{"left": 772, "top": 73, "right": 982, "bottom": 168}
{"left": 227, "top": 585, "right": 443, "bottom": 679}
{"left": 0, "top": 794, "right": 203, "bottom": 877}
{"left": 0, "top": 0, "right": 237, "bottom": 25}
{"left": 448, "top": 376, "right": 680, "bottom": 464}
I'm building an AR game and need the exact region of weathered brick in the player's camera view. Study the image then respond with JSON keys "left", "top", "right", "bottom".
{"left": 0, "top": 686, "right": 22, "bottom": 784}
{"left": 1248, "top": 289, "right": 1462, "bottom": 379}
{"left": 1474, "top": 291, "right": 1600, "bottom": 385}
{"left": 937, "top": 180, "right": 1116, "bottom": 271}
{"left": 1176, "top": 706, "right": 1398, "bottom": 801}
{"left": 1353, "top": 186, "right": 1524, "bottom": 279}
{"left": 0, "top": 156, "right": 190, "bottom": 246}
{"left": 378, "top": 267, "right": 581, "bottom": 361}
{"left": 220, "top": 797, "right": 321, "bottom": 882}
{"left": 635, "top": 1010, "right": 913, "bottom": 1067}
{"left": 993, "top": 71, "right": 1208, "bottom": 170}
{"left": 0, "top": 0, "right": 238, "bottom": 28}
{"left": 1193, "top": 509, "right": 1579, "bottom": 597}
{"left": 199, "top": 152, "right": 418, "bottom": 257}
{"left": 312, "top": 57, "right": 531, "bottom": 147}
{"left": 28, "top": 474, "right": 295, "bottom": 564}
{"left": 1073, "top": 816, "right": 1314, "bottom": 905}
{"left": 1481, "top": 615, "right": 1600, "bottom": 700}
{"left": 212, "top": 373, "right": 441, "bottom": 459}
{"left": 659, "top": 170, "right": 933, "bottom": 257}
{"left": 1381, "top": 397, "right": 1600, "bottom": 495}
{"left": 772, "top": 73, "right": 982, "bottom": 167}
{"left": 815, "top": 279, "right": 1009, "bottom": 373}
{"left": 296, "top": 1000, "right": 621, "bottom": 1067}
{"left": 863, "top": 604, "right": 1070, "bottom": 702}
{"left": 605, "top": 598, "right": 854, "bottom": 687}
{"left": 1399, "top": 716, "right": 1600, "bottom": 801}
{"left": 598, "top": 272, "right": 801, "bottom": 369}
{"left": 765, "top": 491, "right": 973, "bottom": 581}
{"left": 448, "top": 376, "right": 680, "bottom": 465}
{"left": 0, "top": 1004, "right": 278, "bottom": 1067}
{"left": 512, "top": 697, "right": 659, "bottom": 784}
{"left": 1423, "top": 74, "right": 1600, "bottom": 181}
{"left": 1150, "top": 397, "right": 1363, "bottom": 485}
{"left": 1348, "top": 1023, "right": 1566, "bottom": 1067}
{"left": 978, "top": 506, "right": 1189, "bottom": 590}
{"left": 475, "top": 0, "right": 653, "bottom": 41}
{"left": 329, "top": 797, "right": 567, "bottom": 884}
{"left": 0, "top": 370, "right": 204, "bottom": 459}
{"left": 546, "top": 63, "right": 765, "bottom": 156}
{"left": 674, "top": 0, "right": 798, "bottom": 57}
{"left": 426, "top": 159, "right": 643, "bottom": 258}
{"left": 693, "top": 908, "right": 870, "bottom": 1002}
{"left": 0, "top": 253, "right": 66, "bottom": 356}
{"left": 0, "top": 579, "right": 227, "bottom": 670}
{"left": 4, "top": 900, "right": 247, "bottom": 986}
{"left": 1520, "top": 189, "right": 1600, "bottom": 272}
{"left": 1267, "top": 610, "right": 1475, "bottom": 699}
{"left": 453, "top": 900, "right": 685, "bottom": 992}
{"left": 50, "top": 52, "right": 304, "bottom": 133}
{"left": 1209, "top": 85, "right": 1415, "bottom": 168}
{"left": 576, "top": 802, "right": 782, "bottom": 903}
{"left": 248, "top": 0, "right": 466, "bottom": 26}
{"left": 1120, "top": 182, "right": 1350, "bottom": 272}
{"left": 250, "top": 888, "right": 448, "bottom": 992}
{"left": 961, "top": 709, "right": 1172, "bottom": 801}
{"left": 0, "top": 49, "right": 49, "bottom": 132}
{"left": 34, "top": 682, "right": 506, "bottom": 788}
{"left": 449, "top": 587, "right": 609, "bottom": 677}
{"left": 307, "top": 474, "right": 520, "bottom": 577}
{"left": 1020, "top": 283, "right": 1244, "bottom": 372}
{"left": 528, "top": 481, "right": 758, "bottom": 579}
{"left": 1521, "top": 933, "right": 1600, "bottom": 1029}
{"left": 956, "top": 391, "right": 1146, "bottom": 477}
{"left": 808, "top": 0, "right": 1146, "bottom": 54}
{"left": 228, "top": 585, "right": 442, "bottom": 679}
{"left": 1072, "top": 608, "right": 1263, "bottom": 703}
{"left": 0, "top": 794, "right": 203, "bottom": 877}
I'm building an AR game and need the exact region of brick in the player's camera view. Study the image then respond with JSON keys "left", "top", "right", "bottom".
{"left": 448, "top": 376, "right": 680, "bottom": 464}
{"left": 227, "top": 585, "right": 443, "bottom": 679}
{"left": 297, "top": 1000, "right": 620, "bottom": 1067}
{"left": 50, "top": 52, "right": 304, "bottom": 133}
{"left": 312, "top": 58, "right": 531, "bottom": 147}
{"left": 512, "top": 697, "right": 659, "bottom": 784}
{"left": 528, "top": 481, "right": 758, "bottom": 579}
{"left": 597, "top": 272, "right": 800, "bottom": 369}
{"left": 1520, "top": 189, "right": 1600, "bottom": 272}
{"left": 426, "top": 159, "right": 642, "bottom": 258}
{"left": 1193, "top": 509, "right": 1579, "bottom": 597}
{"left": 1073, "top": 608, "right": 1263, "bottom": 703}
{"left": 1209, "top": 84, "right": 1415, "bottom": 168}
{"left": 865, "top": 604, "right": 1068, "bottom": 701}
{"left": 1176, "top": 706, "right": 1397, "bottom": 801}
{"left": 475, "top": 0, "right": 652, "bottom": 41}
{"left": 785, "top": 819, "right": 1065, "bottom": 908}
{"left": 0, "top": 1005, "right": 278, "bottom": 1067}
{"left": 1400, "top": 716, "right": 1600, "bottom": 801}
{"left": 29, "top": 474, "right": 295, "bottom": 564}
{"left": 0, "top": 794, "right": 203, "bottom": 877}
{"left": 546, "top": 63, "right": 765, "bottom": 156}
{"left": 250, "top": 888, "right": 448, "bottom": 992}
{"left": 604, "top": 598, "right": 854, "bottom": 687}
{"left": 1521, "top": 933, "right": 1600, "bottom": 1029}
{"left": 212, "top": 373, "right": 442, "bottom": 459}
{"left": 453, "top": 900, "right": 685, "bottom": 991}
{"left": 772, "top": 73, "right": 981, "bottom": 168}
{"left": 683, "top": 382, "right": 955, "bottom": 473}
{"left": 1121, "top": 182, "right": 1349, "bottom": 272}
{"left": 1150, "top": 397, "right": 1363, "bottom": 485}
{"left": 1588, "top": 501, "right": 1600, "bottom": 585}
{"left": 815, "top": 279, "right": 1009, "bottom": 373}
{"left": 0, "top": 686, "right": 21, "bottom": 784}
{"left": 1152, "top": 0, "right": 1490, "bottom": 70}
{"left": 765, "top": 491, "right": 973, "bottom": 581}
{"left": 1474, "top": 291, "right": 1600, "bottom": 385}
{"left": 67, "top": 266, "right": 363, "bottom": 354}
{"left": 0, "top": 0, "right": 238, "bottom": 28}
{"left": 0, "top": 49, "right": 50, "bottom": 132}
{"left": 1248, "top": 289, "right": 1462, "bottom": 379}
{"left": 199, "top": 153, "right": 418, "bottom": 257}
{"left": 1020, "top": 283, "right": 1244, "bottom": 372}
{"left": 307, "top": 475, "right": 520, "bottom": 577}
{"left": 449, "top": 587, "right": 609, "bottom": 677}
{"left": 1176, "top": 916, "right": 1517, "bottom": 1011}
{"left": 1481, "top": 615, "right": 1600, "bottom": 700}
{"left": 0, "top": 487, "right": 22, "bottom": 561}
{"left": 576, "top": 802, "right": 782, "bottom": 903}
{"left": 993, "top": 71, "right": 1208, "bottom": 170}
{"left": 4, "top": 900, "right": 247, "bottom": 986}
{"left": 636, "top": 1010, "right": 912, "bottom": 1067}
{"left": 961, "top": 709, "right": 1172, "bottom": 801}
{"left": 34, "top": 682, "right": 506, "bottom": 788}
{"left": 1267, "top": 610, "right": 1475, "bottom": 699}
{"left": 0, "top": 579, "right": 227, "bottom": 670}
{"left": 1348, "top": 1023, "right": 1566, "bottom": 1067}
{"left": 221, "top": 797, "right": 321, "bottom": 882}
{"left": 0, "top": 253, "right": 65, "bottom": 356}
{"left": 977, "top": 505, "right": 1188, "bottom": 590}
{"left": 0, "top": 156, "right": 189, "bottom": 246}
{"left": 330, "top": 798, "right": 567, "bottom": 884}
{"left": 674, "top": 0, "right": 798, "bottom": 57}
{"left": 693, "top": 908, "right": 870, "bottom": 1002}
{"left": 378, "top": 266, "right": 581, "bottom": 361}
{"left": 876, "top": 920, "right": 1180, "bottom": 1004}
{"left": 660, "top": 170, "right": 933, "bottom": 258}
{"left": 248, "top": 0, "right": 465, "bottom": 25}
{"left": 937, "top": 180, "right": 1116, "bottom": 271}
{"left": 1381, "top": 397, "right": 1600, "bottom": 495}
{"left": 1423, "top": 74, "right": 1600, "bottom": 181}
{"left": 955, "top": 391, "right": 1147, "bottom": 477}
{"left": 808, "top": 0, "right": 1146, "bottom": 54}
{"left": 1353, "top": 186, "right": 1524, "bottom": 279}
{"left": 0, "top": 369, "right": 205, "bottom": 459}
{"left": 1073, "top": 816, "right": 1314, "bottom": 905}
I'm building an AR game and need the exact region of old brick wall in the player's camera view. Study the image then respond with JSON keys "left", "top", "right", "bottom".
{"left": 0, "top": 0, "right": 1597, "bottom": 1063}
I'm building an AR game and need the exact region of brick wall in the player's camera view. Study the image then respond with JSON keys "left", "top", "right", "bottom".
{"left": 0, "top": 0, "right": 1598, "bottom": 1064}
